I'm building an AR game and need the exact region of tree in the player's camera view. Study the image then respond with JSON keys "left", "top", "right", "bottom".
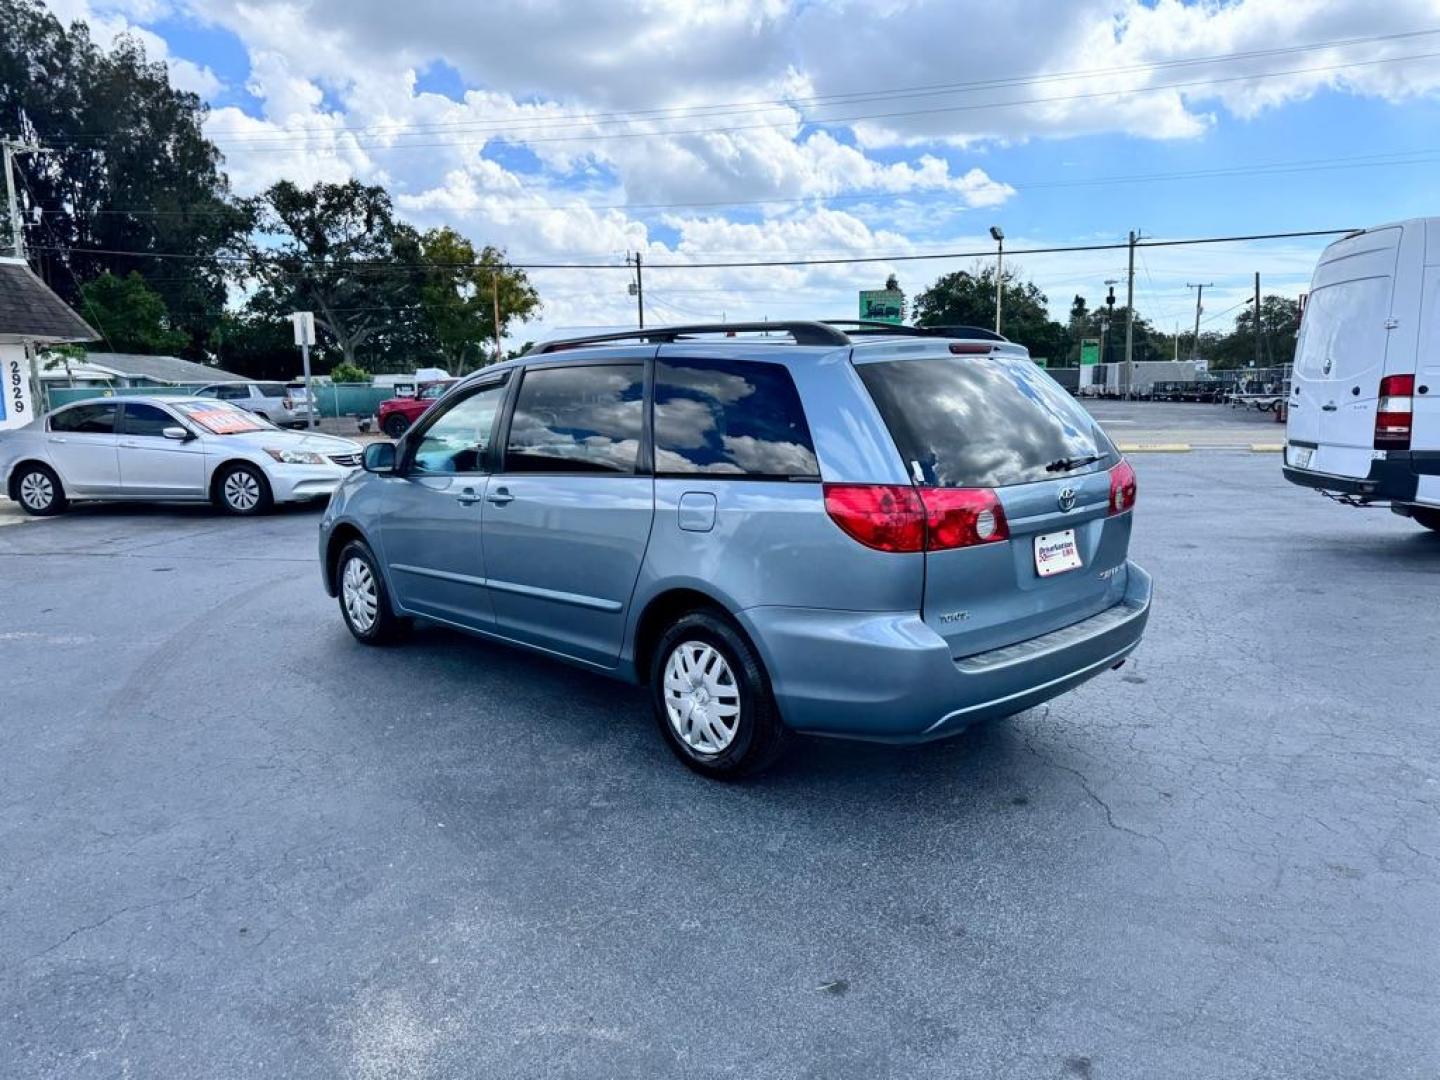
{"left": 400, "top": 226, "right": 540, "bottom": 374}
{"left": 208, "top": 311, "right": 298, "bottom": 380}
{"left": 328, "top": 361, "right": 370, "bottom": 383}
{"left": 242, "top": 180, "right": 421, "bottom": 371}
{"left": 913, "top": 262, "right": 1068, "bottom": 362}
{"left": 0, "top": 1, "right": 247, "bottom": 356}
{"left": 78, "top": 271, "right": 188, "bottom": 354}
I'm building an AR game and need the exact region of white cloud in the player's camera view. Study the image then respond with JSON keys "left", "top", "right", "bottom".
{"left": 41, "top": 0, "right": 1440, "bottom": 346}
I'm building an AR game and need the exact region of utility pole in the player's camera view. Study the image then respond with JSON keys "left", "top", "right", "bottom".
{"left": 1186, "top": 282, "right": 1213, "bottom": 364}
{"left": 1253, "top": 271, "right": 1262, "bottom": 370}
{"left": 1123, "top": 230, "right": 1138, "bottom": 399}
{"left": 3, "top": 138, "right": 47, "bottom": 260}
{"left": 492, "top": 272, "right": 503, "bottom": 363}
{"left": 627, "top": 251, "right": 644, "bottom": 328}
{"left": 989, "top": 225, "right": 1005, "bottom": 334}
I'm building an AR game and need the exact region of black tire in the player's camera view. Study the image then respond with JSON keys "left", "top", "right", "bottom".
{"left": 212, "top": 462, "right": 273, "bottom": 516}
{"left": 1412, "top": 507, "right": 1440, "bottom": 533}
{"left": 12, "top": 462, "right": 68, "bottom": 516}
{"left": 382, "top": 414, "right": 411, "bottom": 439}
{"left": 649, "top": 610, "right": 788, "bottom": 779}
{"left": 335, "top": 539, "right": 408, "bottom": 644}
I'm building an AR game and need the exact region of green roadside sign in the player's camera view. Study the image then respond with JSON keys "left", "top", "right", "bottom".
{"left": 859, "top": 289, "right": 905, "bottom": 325}
{"left": 1080, "top": 338, "right": 1101, "bottom": 366}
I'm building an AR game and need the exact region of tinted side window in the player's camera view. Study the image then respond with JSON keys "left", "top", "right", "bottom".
{"left": 122, "top": 403, "right": 176, "bottom": 437}
{"left": 51, "top": 402, "right": 118, "bottom": 434}
{"left": 216, "top": 384, "right": 249, "bottom": 400}
{"left": 411, "top": 382, "right": 507, "bottom": 474}
{"left": 257, "top": 383, "right": 288, "bottom": 397}
{"left": 654, "top": 356, "right": 819, "bottom": 479}
{"left": 505, "top": 365, "right": 644, "bottom": 474}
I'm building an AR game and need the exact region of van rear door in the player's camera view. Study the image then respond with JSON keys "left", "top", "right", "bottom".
{"left": 855, "top": 351, "right": 1131, "bottom": 658}
{"left": 1288, "top": 227, "right": 1401, "bottom": 479}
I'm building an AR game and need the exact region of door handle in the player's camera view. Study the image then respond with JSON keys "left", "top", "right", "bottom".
{"left": 485, "top": 487, "right": 514, "bottom": 506}
{"left": 1321, "top": 403, "right": 1338, "bottom": 412}
{"left": 455, "top": 487, "right": 483, "bottom": 506}
{"left": 48, "top": 436, "right": 67, "bottom": 444}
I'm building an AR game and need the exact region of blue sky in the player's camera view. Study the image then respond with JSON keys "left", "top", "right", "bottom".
{"left": 42, "top": 0, "right": 1440, "bottom": 342}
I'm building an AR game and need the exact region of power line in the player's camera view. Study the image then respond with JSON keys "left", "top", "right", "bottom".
{"left": 39, "top": 49, "right": 1436, "bottom": 157}
{"left": 28, "top": 226, "right": 1357, "bottom": 273}
{"left": 143, "top": 27, "right": 1439, "bottom": 146}
{"left": 41, "top": 145, "right": 1440, "bottom": 220}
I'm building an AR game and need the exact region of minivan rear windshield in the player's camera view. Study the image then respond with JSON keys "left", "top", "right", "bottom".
{"left": 856, "top": 354, "right": 1114, "bottom": 488}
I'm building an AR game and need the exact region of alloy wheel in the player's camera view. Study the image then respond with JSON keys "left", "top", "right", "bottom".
{"left": 223, "top": 470, "right": 261, "bottom": 512}
{"left": 18, "top": 471, "right": 53, "bottom": 511}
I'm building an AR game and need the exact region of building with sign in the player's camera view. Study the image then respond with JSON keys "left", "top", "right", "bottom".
{"left": 0, "top": 257, "right": 96, "bottom": 431}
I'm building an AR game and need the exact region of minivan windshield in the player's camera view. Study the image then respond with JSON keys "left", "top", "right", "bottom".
{"left": 857, "top": 354, "right": 1114, "bottom": 488}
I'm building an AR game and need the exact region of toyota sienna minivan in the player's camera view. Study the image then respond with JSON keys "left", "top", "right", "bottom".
{"left": 318, "top": 321, "right": 1151, "bottom": 777}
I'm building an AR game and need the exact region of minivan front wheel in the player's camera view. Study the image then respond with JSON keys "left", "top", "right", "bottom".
{"left": 650, "top": 611, "right": 788, "bottom": 778}
{"left": 336, "top": 540, "right": 408, "bottom": 644}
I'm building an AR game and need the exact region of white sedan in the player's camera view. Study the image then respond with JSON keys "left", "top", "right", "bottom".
{"left": 0, "top": 396, "right": 364, "bottom": 516}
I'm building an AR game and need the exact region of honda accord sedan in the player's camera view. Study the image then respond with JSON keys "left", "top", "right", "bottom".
{"left": 1, "top": 396, "right": 363, "bottom": 516}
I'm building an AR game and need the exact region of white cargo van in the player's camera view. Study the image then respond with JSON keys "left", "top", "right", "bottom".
{"left": 1283, "top": 218, "right": 1440, "bottom": 532}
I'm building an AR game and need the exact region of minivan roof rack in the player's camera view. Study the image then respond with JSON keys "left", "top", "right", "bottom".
{"left": 527, "top": 321, "right": 852, "bottom": 354}
{"left": 819, "top": 319, "right": 1011, "bottom": 343}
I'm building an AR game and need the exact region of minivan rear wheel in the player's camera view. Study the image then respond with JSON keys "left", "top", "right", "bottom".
{"left": 1412, "top": 507, "right": 1440, "bottom": 533}
{"left": 650, "top": 611, "right": 788, "bottom": 779}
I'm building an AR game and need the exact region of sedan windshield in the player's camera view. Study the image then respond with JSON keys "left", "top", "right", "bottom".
{"left": 174, "top": 401, "right": 271, "bottom": 435}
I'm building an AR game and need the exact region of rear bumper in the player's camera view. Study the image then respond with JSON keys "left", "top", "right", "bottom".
{"left": 737, "top": 561, "right": 1152, "bottom": 743}
{"left": 1282, "top": 453, "right": 1422, "bottom": 502}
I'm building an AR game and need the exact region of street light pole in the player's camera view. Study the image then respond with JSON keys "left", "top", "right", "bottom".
{"left": 989, "top": 226, "right": 1005, "bottom": 334}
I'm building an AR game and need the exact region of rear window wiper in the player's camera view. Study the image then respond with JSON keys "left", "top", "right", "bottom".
{"left": 1045, "top": 454, "right": 1104, "bottom": 473}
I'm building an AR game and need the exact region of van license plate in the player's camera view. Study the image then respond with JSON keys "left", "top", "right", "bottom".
{"left": 1034, "top": 529, "right": 1083, "bottom": 577}
{"left": 1289, "top": 445, "right": 1314, "bottom": 469}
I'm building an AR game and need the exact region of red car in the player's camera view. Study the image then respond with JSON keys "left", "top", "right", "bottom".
{"left": 376, "top": 381, "right": 456, "bottom": 438}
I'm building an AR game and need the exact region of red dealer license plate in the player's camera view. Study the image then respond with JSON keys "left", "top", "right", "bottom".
{"left": 1034, "top": 529, "right": 1083, "bottom": 577}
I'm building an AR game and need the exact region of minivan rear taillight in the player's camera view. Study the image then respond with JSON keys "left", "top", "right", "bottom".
{"left": 1109, "top": 460, "right": 1137, "bottom": 515}
{"left": 919, "top": 487, "right": 1009, "bottom": 549}
{"left": 823, "top": 484, "right": 1008, "bottom": 552}
{"left": 1375, "top": 374, "right": 1414, "bottom": 449}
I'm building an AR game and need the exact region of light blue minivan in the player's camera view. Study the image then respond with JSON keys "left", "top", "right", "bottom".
{"left": 319, "top": 322, "right": 1151, "bottom": 777}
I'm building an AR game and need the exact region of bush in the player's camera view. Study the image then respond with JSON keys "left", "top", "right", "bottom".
{"left": 328, "top": 361, "right": 371, "bottom": 384}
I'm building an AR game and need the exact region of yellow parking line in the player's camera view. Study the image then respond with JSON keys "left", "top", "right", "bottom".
{"left": 1249, "top": 443, "right": 1285, "bottom": 453}
{"left": 1117, "top": 443, "right": 1191, "bottom": 453}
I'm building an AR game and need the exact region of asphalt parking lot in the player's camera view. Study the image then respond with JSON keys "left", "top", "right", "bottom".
{"left": 2, "top": 451, "right": 1438, "bottom": 1079}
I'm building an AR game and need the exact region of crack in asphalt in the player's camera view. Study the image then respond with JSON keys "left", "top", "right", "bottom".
{"left": 19, "top": 887, "right": 205, "bottom": 966}
{"left": 1021, "top": 726, "right": 1173, "bottom": 861}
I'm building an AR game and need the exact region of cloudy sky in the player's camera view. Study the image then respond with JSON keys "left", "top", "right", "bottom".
{"left": 39, "top": 0, "right": 1440, "bottom": 348}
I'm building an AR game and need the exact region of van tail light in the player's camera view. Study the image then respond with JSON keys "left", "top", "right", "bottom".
{"left": 824, "top": 485, "right": 926, "bottom": 552}
{"left": 1375, "top": 374, "right": 1414, "bottom": 449}
{"left": 823, "top": 484, "right": 1007, "bottom": 552}
{"left": 1109, "top": 460, "right": 1137, "bottom": 515}
{"left": 282, "top": 396, "right": 295, "bottom": 411}
{"left": 918, "top": 487, "right": 1009, "bottom": 549}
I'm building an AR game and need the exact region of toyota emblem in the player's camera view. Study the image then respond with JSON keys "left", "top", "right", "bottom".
{"left": 1058, "top": 487, "right": 1077, "bottom": 512}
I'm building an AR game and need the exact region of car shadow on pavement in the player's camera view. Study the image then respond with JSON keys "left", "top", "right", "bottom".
{"left": 378, "top": 621, "right": 1032, "bottom": 800}
{"left": 43, "top": 499, "right": 328, "bottom": 521}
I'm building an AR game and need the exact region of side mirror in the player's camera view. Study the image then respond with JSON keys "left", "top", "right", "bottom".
{"left": 162, "top": 426, "right": 191, "bottom": 441}
{"left": 363, "top": 442, "right": 397, "bottom": 474}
